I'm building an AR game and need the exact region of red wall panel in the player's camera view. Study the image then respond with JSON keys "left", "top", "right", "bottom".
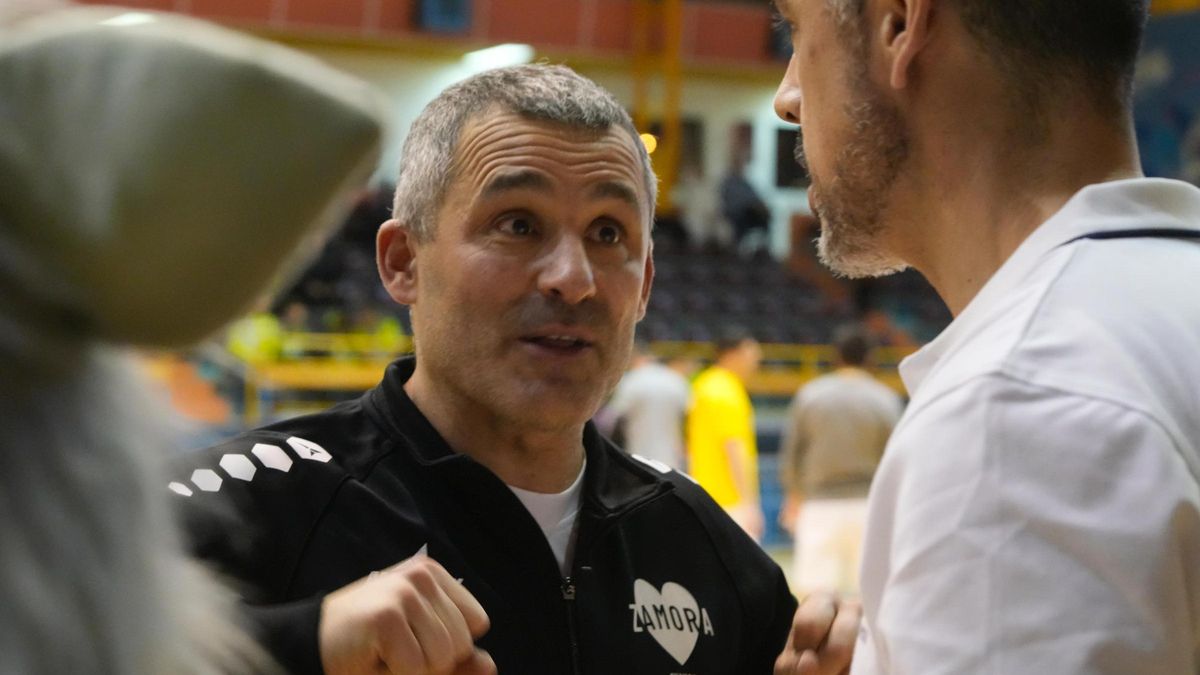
{"left": 485, "top": 0, "right": 582, "bottom": 49}
{"left": 589, "top": 0, "right": 635, "bottom": 53}
{"left": 374, "top": 0, "right": 417, "bottom": 33}
{"left": 187, "top": 0, "right": 273, "bottom": 24}
{"left": 686, "top": 2, "right": 771, "bottom": 63}
{"left": 74, "top": 0, "right": 780, "bottom": 70}
{"left": 286, "top": 0, "right": 367, "bottom": 30}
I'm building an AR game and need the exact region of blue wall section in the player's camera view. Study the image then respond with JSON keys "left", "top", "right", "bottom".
{"left": 1136, "top": 11, "right": 1200, "bottom": 181}
{"left": 758, "top": 429, "right": 790, "bottom": 549}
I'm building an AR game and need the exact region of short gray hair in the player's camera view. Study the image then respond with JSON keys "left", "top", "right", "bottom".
{"left": 393, "top": 64, "right": 657, "bottom": 240}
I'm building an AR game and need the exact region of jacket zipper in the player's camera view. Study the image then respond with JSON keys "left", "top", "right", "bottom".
{"left": 560, "top": 483, "right": 673, "bottom": 673}
{"left": 562, "top": 577, "right": 583, "bottom": 674}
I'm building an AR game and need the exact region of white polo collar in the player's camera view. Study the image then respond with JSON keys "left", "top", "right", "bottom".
{"left": 899, "top": 178, "right": 1200, "bottom": 395}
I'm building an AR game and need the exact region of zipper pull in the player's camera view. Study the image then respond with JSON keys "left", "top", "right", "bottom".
{"left": 561, "top": 577, "right": 576, "bottom": 601}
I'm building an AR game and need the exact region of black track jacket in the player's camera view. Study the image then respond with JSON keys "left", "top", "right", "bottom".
{"left": 172, "top": 358, "right": 797, "bottom": 675}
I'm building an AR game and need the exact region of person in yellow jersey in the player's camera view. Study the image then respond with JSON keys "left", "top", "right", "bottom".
{"left": 226, "top": 309, "right": 284, "bottom": 364}
{"left": 687, "top": 328, "right": 764, "bottom": 540}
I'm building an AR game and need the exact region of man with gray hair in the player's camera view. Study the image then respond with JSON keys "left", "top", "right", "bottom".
{"left": 175, "top": 64, "right": 855, "bottom": 675}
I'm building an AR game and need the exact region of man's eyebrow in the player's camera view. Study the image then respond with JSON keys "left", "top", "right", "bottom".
{"left": 482, "top": 170, "right": 553, "bottom": 197}
{"left": 590, "top": 180, "right": 641, "bottom": 210}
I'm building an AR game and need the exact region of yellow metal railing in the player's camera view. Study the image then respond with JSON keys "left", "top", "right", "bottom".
{"left": 652, "top": 341, "right": 913, "bottom": 397}
{"left": 1153, "top": 0, "right": 1200, "bottom": 14}
{"left": 234, "top": 334, "right": 915, "bottom": 423}
{"left": 239, "top": 331, "right": 411, "bottom": 423}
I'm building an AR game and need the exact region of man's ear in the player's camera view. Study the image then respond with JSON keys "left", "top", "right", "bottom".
{"left": 875, "top": 0, "right": 934, "bottom": 90}
{"left": 377, "top": 219, "right": 419, "bottom": 305}
{"left": 636, "top": 241, "right": 655, "bottom": 322}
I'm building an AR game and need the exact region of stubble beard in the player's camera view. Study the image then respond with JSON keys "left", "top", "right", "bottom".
{"left": 439, "top": 293, "right": 630, "bottom": 432}
{"left": 797, "top": 70, "right": 912, "bottom": 279}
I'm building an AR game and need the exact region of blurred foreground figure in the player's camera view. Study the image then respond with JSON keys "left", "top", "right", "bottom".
{"left": 0, "top": 7, "right": 383, "bottom": 673}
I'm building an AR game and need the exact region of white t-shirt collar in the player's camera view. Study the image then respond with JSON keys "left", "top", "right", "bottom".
{"left": 507, "top": 458, "right": 587, "bottom": 577}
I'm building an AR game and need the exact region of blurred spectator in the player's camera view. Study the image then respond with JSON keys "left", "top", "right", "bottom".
{"left": 778, "top": 325, "right": 903, "bottom": 596}
{"left": 278, "top": 300, "right": 314, "bottom": 360}
{"left": 349, "top": 305, "right": 408, "bottom": 360}
{"left": 226, "top": 309, "right": 283, "bottom": 364}
{"left": 602, "top": 341, "right": 691, "bottom": 471}
{"left": 315, "top": 305, "right": 349, "bottom": 333}
{"left": 687, "top": 329, "right": 764, "bottom": 540}
{"left": 863, "top": 308, "right": 917, "bottom": 349}
{"left": 279, "top": 300, "right": 312, "bottom": 332}
{"left": 675, "top": 164, "right": 732, "bottom": 251}
{"left": 719, "top": 139, "right": 771, "bottom": 255}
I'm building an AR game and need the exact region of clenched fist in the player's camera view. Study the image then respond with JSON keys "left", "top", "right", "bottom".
{"left": 774, "top": 592, "right": 861, "bottom": 675}
{"left": 320, "top": 556, "right": 495, "bottom": 675}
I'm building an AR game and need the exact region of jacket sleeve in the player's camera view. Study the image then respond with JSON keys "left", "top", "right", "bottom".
{"left": 242, "top": 599, "right": 325, "bottom": 675}
{"left": 170, "top": 431, "right": 347, "bottom": 675}
{"left": 745, "top": 566, "right": 798, "bottom": 673}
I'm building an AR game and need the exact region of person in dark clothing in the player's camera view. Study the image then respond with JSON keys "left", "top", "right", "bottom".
{"left": 172, "top": 64, "right": 858, "bottom": 675}
{"left": 719, "top": 139, "right": 772, "bottom": 253}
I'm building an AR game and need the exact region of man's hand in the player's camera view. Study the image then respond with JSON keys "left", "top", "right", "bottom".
{"left": 774, "top": 592, "right": 861, "bottom": 675}
{"left": 320, "top": 556, "right": 495, "bottom": 675}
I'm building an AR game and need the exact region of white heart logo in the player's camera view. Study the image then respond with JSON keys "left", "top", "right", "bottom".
{"left": 631, "top": 579, "right": 710, "bottom": 665}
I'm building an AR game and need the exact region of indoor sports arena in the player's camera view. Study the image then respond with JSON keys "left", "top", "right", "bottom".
{"left": 4, "top": 1, "right": 1200, "bottom": 673}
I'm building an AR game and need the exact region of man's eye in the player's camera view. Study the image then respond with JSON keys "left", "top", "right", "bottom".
{"left": 592, "top": 222, "right": 623, "bottom": 244}
{"left": 499, "top": 215, "right": 535, "bottom": 236}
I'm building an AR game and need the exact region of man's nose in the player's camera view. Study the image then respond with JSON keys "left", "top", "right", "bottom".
{"left": 774, "top": 54, "right": 802, "bottom": 124}
{"left": 538, "top": 236, "right": 597, "bottom": 305}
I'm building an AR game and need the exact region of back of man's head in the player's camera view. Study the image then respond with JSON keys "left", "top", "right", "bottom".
{"left": 714, "top": 326, "right": 762, "bottom": 380}
{"left": 830, "top": 0, "right": 1149, "bottom": 117}
{"left": 393, "top": 64, "right": 657, "bottom": 242}
{"left": 833, "top": 324, "right": 871, "bottom": 368}
{"left": 715, "top": 326, "right": 756, "bottom": 360}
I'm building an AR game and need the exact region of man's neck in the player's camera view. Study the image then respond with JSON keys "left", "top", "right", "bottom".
{"left": 893, "top": 111, "right": 1142, "bottom": 316}
{"left": 403, "top": 368, "right": 586, "bottom": 493}
{"left": 714, "top": 359, "right": 746, "bottom": 381}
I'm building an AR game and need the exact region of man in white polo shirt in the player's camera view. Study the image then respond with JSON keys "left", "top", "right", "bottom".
{"left": 772, "top": 0, "right": 1200, "bottom": 673}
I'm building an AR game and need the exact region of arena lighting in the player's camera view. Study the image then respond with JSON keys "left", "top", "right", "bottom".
{"left": 99, "top": 12, "right": 158, "bottom": 27}
{"left": 462, "top": 43, "right": 535, "bottom": 71}
{"left": 639, "top": 133, "right": 658, "bottom": 154}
